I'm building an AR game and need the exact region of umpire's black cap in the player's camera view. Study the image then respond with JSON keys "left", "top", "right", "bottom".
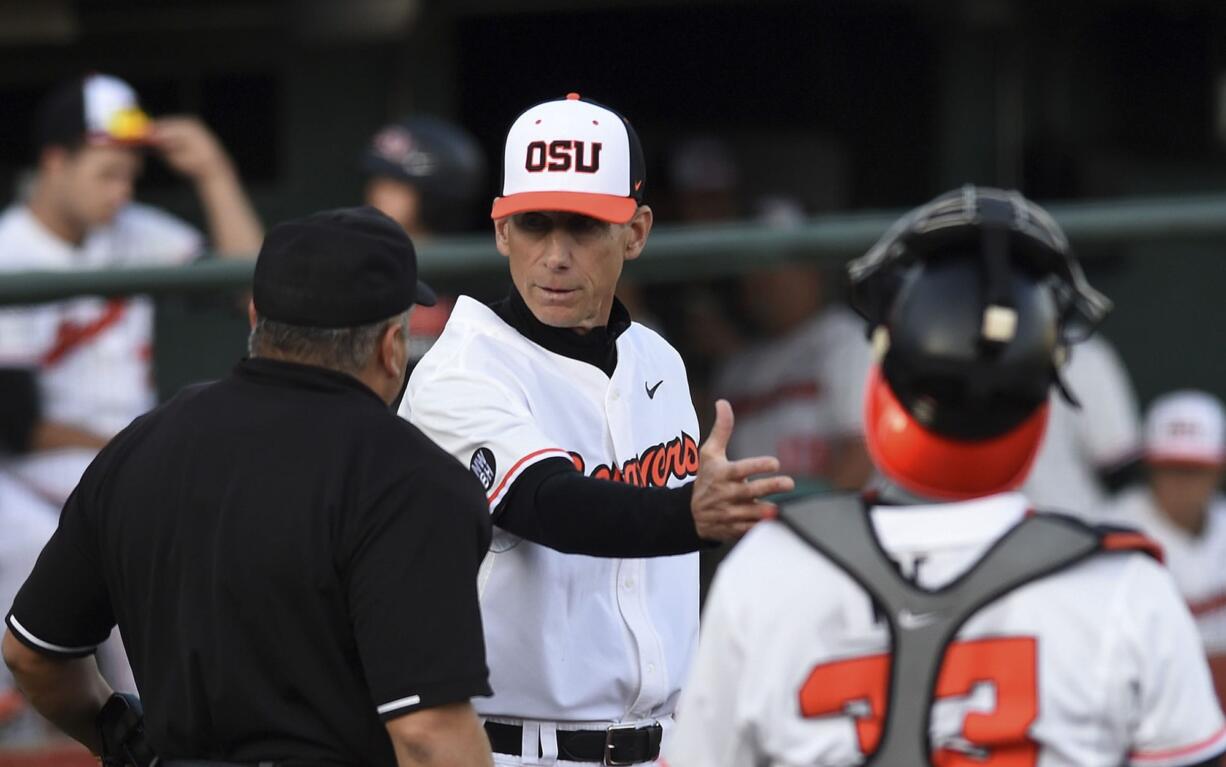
{"left": 253, "top": 206, "right": 436, "bottom": 328}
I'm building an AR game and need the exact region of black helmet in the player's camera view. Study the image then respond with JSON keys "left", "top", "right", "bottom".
{"left": 848, "top": 186, "right": 1112, "bottom": 499}
{"left": 362, "top": 116, "right": 487, "bottom": 233}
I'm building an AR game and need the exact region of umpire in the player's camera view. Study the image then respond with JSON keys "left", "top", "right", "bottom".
{"left": 2, "top": 206, "right": 495, "bottom": 767}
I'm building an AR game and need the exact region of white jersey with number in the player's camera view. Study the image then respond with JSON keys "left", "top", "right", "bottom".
{"left": 0, "top": 203, "right": 201, "bottom": 504}
{"left": 712, "top": 307, "right": 871, "bottom": 477}
{"left": 1023, "top": 336, "right": 1141, "bottom": 517}
{"left": 1110, "top": 487, "right": 1226, "bottom": 707}
{"left": 403, "top": 295, "right": 700, "bottom": 726}
{"left": 665, "top": 493, "right": 1226, "bottom": 767}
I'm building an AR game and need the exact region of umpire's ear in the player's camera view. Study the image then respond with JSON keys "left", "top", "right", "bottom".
{"left": 247, "top": 299, "right": 258, "bottom": 329}
{"left": 378, "top": 314, "right": 409, "bottom": 380}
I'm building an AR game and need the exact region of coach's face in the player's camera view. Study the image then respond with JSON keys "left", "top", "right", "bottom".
{"left": 495, "top": 207, "right": 653, "bottom": 333}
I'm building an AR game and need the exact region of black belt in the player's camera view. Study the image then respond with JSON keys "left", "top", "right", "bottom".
{"left": 161, "top": 762, "right": 277, "bottom": 767}
{"left": 484, "top": 721, "right": 663, "bottom": 765}
{"left": 161, "top": 762, "right": 337, "bottom": 767}
{"left": 161, "top": 762, "right": 276, "bottom": 767}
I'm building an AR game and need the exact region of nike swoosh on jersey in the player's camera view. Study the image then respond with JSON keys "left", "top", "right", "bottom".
{"left": 896, "top": 608, "right": 942, "bottom": 630}
{"left": 646, "top": 380, "right": 664, "bottom": 399}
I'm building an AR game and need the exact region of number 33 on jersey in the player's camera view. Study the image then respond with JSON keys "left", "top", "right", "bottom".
{"left": 664, "top": 494, "right": 1226, "bottom": 767}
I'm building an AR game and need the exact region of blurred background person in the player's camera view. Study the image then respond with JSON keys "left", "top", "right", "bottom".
{"left": 1109, "top": 390, "right": 1226, "bottom": 710}
{"left": 361, "top": 115, "right": 486, "bottom": 367}
{"left": 712, "top": 197, "right": 872, "bottom": 491}
{"left": 361, "top": 115, "right": 485, "bottom": 244}
{"left": 670, "top": 135, "right": 749, "bottom": 423}
{"left": 1021, "top": 333, "right": 1142, "bottom": 517}
{"left": 0, "top": 72, "right": 262, "bottom": 730}
{"left": 669, "top": 135, "right": 741, "bottom": 223}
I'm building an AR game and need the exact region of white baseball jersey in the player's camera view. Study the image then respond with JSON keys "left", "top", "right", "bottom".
{"left": 666, "top": 493, "right": 1226, "bottom": 767}
{"left": 0, "top": 202, "right": 201, "bottom": 504}
{"left": 1110, "top": 486, "right": 1226, "bottom": 708}
{"left": 403, "top": 296, "right": 700, "bottom": 729}
{"left": 1023, "top": 336, "right": 1141, "bottom": 518}
{"left": 712, "top": 307, "right": 871, "bottom": 477}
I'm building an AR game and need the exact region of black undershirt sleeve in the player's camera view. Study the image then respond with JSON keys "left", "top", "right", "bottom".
{"left": 0, "top": 367, "right": 40, "bottom": 453}
{"left": 494, "top": 457, "right": 713, "bottom": 557}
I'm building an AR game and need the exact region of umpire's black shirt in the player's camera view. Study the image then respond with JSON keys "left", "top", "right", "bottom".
{"left": 5, "top": 358, "right": 492, "bottom": 766}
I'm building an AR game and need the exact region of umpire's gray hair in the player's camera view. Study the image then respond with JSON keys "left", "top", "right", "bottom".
{"left": 248, "top": 311, "right": 410, "bottom": 375}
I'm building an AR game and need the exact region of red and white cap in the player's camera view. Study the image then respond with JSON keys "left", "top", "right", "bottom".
{"left": 491, "top": 93, "right": 646, "bottom": 224}
{"left": 1144, "top": 390, "right": 1226, "bottom": 467}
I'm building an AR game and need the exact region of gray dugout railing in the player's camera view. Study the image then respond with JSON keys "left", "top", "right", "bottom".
{"left": 3, "top": 193, "right": 1226, "bottom": 305}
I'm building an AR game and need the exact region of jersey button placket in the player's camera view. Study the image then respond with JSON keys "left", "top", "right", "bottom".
{"left": 617, "top": 558, "right": 666, "bottom": 719}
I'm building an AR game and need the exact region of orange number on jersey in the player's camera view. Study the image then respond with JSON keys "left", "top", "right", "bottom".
{"left": 798, "top": 637, "right": 1038, "bottom": 766}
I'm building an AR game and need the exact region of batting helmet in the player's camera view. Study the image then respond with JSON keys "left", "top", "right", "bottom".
{"left": 848, "top": 185, "right": 1112, "bottom": 500}
{"left": 362, "top": 116, "right": 487, "bottom": 233}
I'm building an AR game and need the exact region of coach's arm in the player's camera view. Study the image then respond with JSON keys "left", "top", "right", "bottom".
{"left": 497, "top": 400, "right": 795, "bottom": 556}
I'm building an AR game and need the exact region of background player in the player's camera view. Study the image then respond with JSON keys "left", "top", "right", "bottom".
{"left": 1110, "top": 389, "right": 1226, "bottom": 709}
{"left": 0, "top": 72, "right": 262, "bottom": 715}
{"left": 1021, "top": 331, "right": 1142, "bottom": 517}
{"left": 406, "top": 93, "right": 793, "bottom": 766}
{"left": 0, "top": 73, "right": 262, "bottom": 508}
{"left": 665, "top": 187, "right": 1225, "bottom": 767}
{"left": 712, "top": 253, "right": 873, "bottom": 490}
{"left": 361, "top": 115, "right": 487, "bottom": 367}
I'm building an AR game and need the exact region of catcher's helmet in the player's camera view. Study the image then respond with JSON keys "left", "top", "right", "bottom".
{"left": 848, "top": 185, "right": 1111, "bottom": 500}
{"left": 362, "top": 116, "right": 487, "bottom": 233}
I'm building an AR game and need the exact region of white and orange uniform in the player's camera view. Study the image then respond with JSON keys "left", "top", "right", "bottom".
{"left": 1111, "top": 487, "right": 1226, "bottom": 710}
{"left": 712, "top": 307, "right": 871, "bottom": 478}
{"left": 666, "top": 493, "right": 1226, "bottom": 767}
{"left": 403, "top": 296, "right": 700, "bottom": 763}
{"left": 0, "top": 202, "right": 201, "bottom": 505}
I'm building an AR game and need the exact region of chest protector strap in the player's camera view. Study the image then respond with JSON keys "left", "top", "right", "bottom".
{"left": 778, "top": 493, "right": 1148, "bottom": 767}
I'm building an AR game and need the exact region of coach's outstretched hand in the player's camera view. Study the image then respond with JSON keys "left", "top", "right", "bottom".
{"left": 690, "top": 399, "right": 794, "bottom": 541}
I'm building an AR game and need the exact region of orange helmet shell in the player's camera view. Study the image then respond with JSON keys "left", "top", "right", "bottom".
{"left": 863, "top": 364, "right": 1050, "bottom": 501}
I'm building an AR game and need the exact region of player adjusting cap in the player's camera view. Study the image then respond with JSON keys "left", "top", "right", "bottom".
{"left": 491, "top": 93, "right": 646, "bottom": 224}
{"left": 253, "top": 206, "right": 436, "bottom": 329}
{"left": 1144, "top": 390, "right": 1226, "bottom": 467}
{"left": 35, "top": 73, "right": 153, "bottom": 150}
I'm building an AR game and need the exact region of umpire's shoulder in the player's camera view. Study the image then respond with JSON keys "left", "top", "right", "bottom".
{"left": 372, "top": 397, "right": 461, "bottom": 459}
{"left": 367, "top": 404, "right": 487, "bottom": 492}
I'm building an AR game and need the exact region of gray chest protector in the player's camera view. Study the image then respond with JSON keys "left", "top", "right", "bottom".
{"left": 778, "top": 493, "right": 1151, "bottom": 767}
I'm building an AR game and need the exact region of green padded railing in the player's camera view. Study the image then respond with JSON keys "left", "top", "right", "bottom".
{"left": 3, "top": 192, "right": 1226, "bottom": 305}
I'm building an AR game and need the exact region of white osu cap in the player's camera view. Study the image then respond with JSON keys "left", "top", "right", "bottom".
{"left": 1144, "top": 390, "right": 1226, "bottom": 467}
{"left": 491, "top": 93, "right": 646, "bottom": 224}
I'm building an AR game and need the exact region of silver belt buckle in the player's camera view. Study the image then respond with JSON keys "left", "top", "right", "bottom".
{"left": 603, "top": 721, "right": 645, "bottom": 766}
